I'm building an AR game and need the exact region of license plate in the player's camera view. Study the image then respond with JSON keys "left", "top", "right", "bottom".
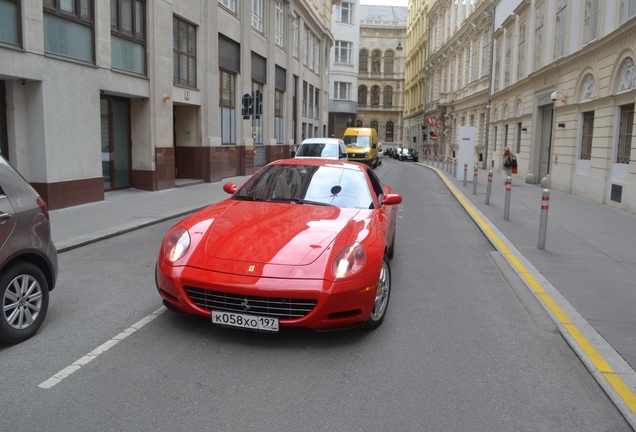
{"left": 211, "top": 311, "right": 279, "bottom": 332}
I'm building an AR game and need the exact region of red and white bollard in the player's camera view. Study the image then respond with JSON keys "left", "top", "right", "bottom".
{"left": 504, "top": 176, "right": 512, "bottom": 220}
{"left": 485, "top": 170, "right": 493, "bottom": 204}
{"left": 538, "top": 189, "right": 550, "bottom": 249}
{"left": 472, "top": 166, "right": 478, "bottom": 195}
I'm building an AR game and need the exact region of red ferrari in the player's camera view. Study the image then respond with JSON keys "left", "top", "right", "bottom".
{"left": 155, "top": 159, "right": 402, "bottom": 331}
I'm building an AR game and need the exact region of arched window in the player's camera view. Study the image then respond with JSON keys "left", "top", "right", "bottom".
{"left": 370, "top": 85, "right": 380, "bottom": 105}
{"left": 356, "top": 120, "right": 363, "bottom": 127}
{"left": 359, "top": 50, "right": 369, "bottom": 72}
{"left": 358, "top": 85, "right": 367, "bottom": 105}
{"left": 371, "top": 121, "right": 378, "bottom": 133}
{"left": 386, "top": 122, "right": 394, "bottom": 142}
{"left": 372, "top": 50, "right": 382, "bottom": 72}
{"left": 383, "top": 86, "right": 393, "bottom": 106}
{"left": 384, "top": 51, "right": 394, "bottom": 74}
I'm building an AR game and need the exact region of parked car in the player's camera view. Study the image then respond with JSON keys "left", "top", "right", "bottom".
{"left": 295, "top": 138, "right": 348, "bottom": 160}
{"left": 378, "top": 143, "right": 384, "bottom": 165}
{"left": 0, "top": 156, "right": 58, "bottom": 344}
{"left": 156, "top": 159, "right": 402, "bottom": 332}
{"left": 393, "top": 147, "right": 403, "bottom": 160}
{"left": 399, "top": 148, "right": 419, "bottom": 162}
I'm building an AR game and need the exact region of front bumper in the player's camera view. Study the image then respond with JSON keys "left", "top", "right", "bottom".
{"left": 156, "top": 260, "right": 379, "bottom": 330}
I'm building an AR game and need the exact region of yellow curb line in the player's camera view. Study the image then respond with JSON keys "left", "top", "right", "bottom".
{"left": 425, "top": 163, "right": 636, "bottom": 418}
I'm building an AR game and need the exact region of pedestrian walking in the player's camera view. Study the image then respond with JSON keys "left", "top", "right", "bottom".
{"left": 501, "top": 146, "right": 517, "bottom": 180}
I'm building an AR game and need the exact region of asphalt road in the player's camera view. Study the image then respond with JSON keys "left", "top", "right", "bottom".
{"left": 0, "top": 158, "right": 631, "bottom": 431}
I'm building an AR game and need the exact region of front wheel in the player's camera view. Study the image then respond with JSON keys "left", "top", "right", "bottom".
{"left": 0, "top": 262, "right": 49, "bottom": 344}
{"left": 363, "top": 256, "right": 391, "bottom": 330}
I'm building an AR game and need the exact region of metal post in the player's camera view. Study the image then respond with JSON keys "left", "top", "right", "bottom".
{"left": 538, "top": 189, "right": 550, "bottom": 250}
{"left": 485, "top": 170, "right": 493, "bottom": 204}
{"left": 453, "top": 159, "right": 457, "bottom": 177}
{"left": 504, "top": 176, "right": 512, "bottom": 220}
{"left": 472, "top": 166, "right": 478, "bottom": 195}
{"left": 463, "top": 163, "right": 467, "bottom": 187}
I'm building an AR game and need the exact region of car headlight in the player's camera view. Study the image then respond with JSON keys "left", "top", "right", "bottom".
{"left": 164, "top": 227, "right": 190, "bottom": 262}
{"left": 332, "top": 242, "right": 366, "bottom": 279}
{"left": 364, "top": 152, "right": 369, "bottom": 158}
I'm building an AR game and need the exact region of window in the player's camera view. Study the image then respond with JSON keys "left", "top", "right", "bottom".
{"left": 334, "top": 82, "right": 350, "bottom": 100}
{"left": 457, "top": 54, "right": 463, "bottom": 89}
{"left": 515, "top": 122, "right": 522, "bottom": 153}
{"left": 358, "top": 85, "right": 367, "bottom": 105}
{"left": 0, "top": 0, "right": 20, "bottom": 46}
{"left": 554, "top": 0, "right": 567, "bottom": 60}
{"left": 111, "top": 0, "right": 145, "bottom": 74}
{"left": 370, "top": 86, "right": 380, "bottom": 105}
{"left": 386, "top": 122, "right": 394, "bottom": 142}
{"left": 219, "top": 70, "right": 235, "bottom": 145}
{"left": 493, "top": 126, "right": 498, "bottom": 151}
{"left": 465, "top": 46, "right": 471, "bottom": 84}
{"left": 275, "top": 0, "right": 284, "bottom": 47}
{"left": 372, "top": 50, "right": 381, "bottom": 72}
{"left": 617, "top": 103, "right": 634, "bottom": 164}
{"left": 293, "top": 18, "right": 298, "bottom": 58}
{"left": 252, "top": 82, "right": 263, "bottom": 144}
{"left": 303, "top": 28, "right": 308, "bottom": 66}
{"left": 620, "top": 0, "right": 636, "bottom": 24}
{"left": 334, "top": 41, "right": 351, "bottom": 64}
{"left": 315, "top": 87, "right": 319, "bottom": 119}
{"left": 494, "top": 44, "right": 501, "bottom": 92}
{"left": 384, "top": 51, "right": 394, "bottom": 74}
{"left": 359, "top": 50, "right": 368, "bottom": 72}
{"left": 335, "top": 2, "right": 353, "bottom": 24}
{"left": 302, "top": 82, "right": 307, "bottom": 116}
{"left": 504, "top": 34, "right": 511, "bottom": 86}
{"left": 517, "top": 21, "right": 526, "bottom": 80}
{"left": 275, "top": 90, "right": 283, "bottom": 144}
{"left": 454, "top": 0, "right": 458, "bottom": 30}
{"left": 534, "top": 3, "right": 544, "bottom": 71}
{"left": 450, "top": 59, "right": 455, "bottom": 92}
{"left": 218, "top": 0, "right": 235, "bottom": 12}
{"left": 314, "top": 35, "right": 320, "bottom": 74}
{"left": 383, "top": 86, "right": 393, "bottom": 106}
{"left": 580, "top": 111, "right": 594, "bottom": 160}
{"left": 583, "top": 0, "right": 599, "bottom": 45}
{"left": 252, "top": 0, "right": 263, "bottom": 32}
{"left": 308, "top": 32, "right": 314, "bottom": 70}
{"left": 173, "top": 17, "right": 196, "bottom": 87}
{"left": 308, "top": 84, "right": 314, "bottom": 117}
{"left": 371, "top": 121, "right": 378, "bottom": 133}
{"left": 43, "top": 0, "right": 94, "bottom": 62}
{"left": 481, "top": 33, "right": 489, "bottom": 77}
{"left": 443, "top": 66, "right": 448, "bottom": 93}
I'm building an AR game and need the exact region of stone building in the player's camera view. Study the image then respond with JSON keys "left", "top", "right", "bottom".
{"left": 356, "top": 5, "right": 407, "bottom": 147}
{"left": 489, "top": 0, "right": 636, "bottom": 214}
{"left": 0, "top": 0, "right": 335, "bottom": 209}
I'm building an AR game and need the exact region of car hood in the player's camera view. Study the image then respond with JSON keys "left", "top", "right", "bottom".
{"left": 203, "top": 201, "right": 361, "bottom": 266}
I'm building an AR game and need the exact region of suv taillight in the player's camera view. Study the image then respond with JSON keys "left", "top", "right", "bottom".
{"left": 36, "top": 197, "right": 50, "bottom": 220}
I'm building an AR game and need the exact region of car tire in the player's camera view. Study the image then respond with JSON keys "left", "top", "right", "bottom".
{"left": 363, "top": 256, "right": 391, "bottom": 330}
{"left": 0, "top": 262, "right": 49, "bottom": 344}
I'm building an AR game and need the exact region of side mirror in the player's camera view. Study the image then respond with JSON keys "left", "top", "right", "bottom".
{"left": 381, "top": 193, "right": 402, "bottom": 206}
{"left": 223, "top": 183, "right": 237, "bottom": 194}
{"left": 372, "top": 143, "right": 377, "bottom": 149}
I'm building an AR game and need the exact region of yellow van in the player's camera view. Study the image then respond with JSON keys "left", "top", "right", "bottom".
{"left": 343, "top": 127, "right": 379, "bottom": 168}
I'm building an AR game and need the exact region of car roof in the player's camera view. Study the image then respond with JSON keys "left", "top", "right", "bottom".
{"left": 299, "top": 138, "right": 344, "bottom": 145}
{"left": 271, "top": 158, "right": 365, "bottom": 171}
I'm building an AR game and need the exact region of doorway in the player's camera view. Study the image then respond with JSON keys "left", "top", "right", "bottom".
{"left": 538, "top": 104, "right": 554, "bottom": 182}
{"left": 100, "top": 97, "right": 131, "bottom": 190}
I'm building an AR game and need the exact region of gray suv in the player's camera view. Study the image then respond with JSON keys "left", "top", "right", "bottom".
{"left": 0, "top": 156, "right": 58, "bottom": 344}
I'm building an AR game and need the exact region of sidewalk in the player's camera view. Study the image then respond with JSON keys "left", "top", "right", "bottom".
{"left": 48, "top": 165, "right": 636, "bottom": 425}
{"left": 419, "top": 158, "right": 636, "bottom": 426}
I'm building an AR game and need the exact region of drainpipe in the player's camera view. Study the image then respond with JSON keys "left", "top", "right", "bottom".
{"left": 482, "top": 2, "right": 495, "bottom": 170}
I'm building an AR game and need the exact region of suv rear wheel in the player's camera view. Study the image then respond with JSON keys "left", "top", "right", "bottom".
{"left": 0, "top": 262, "right": 49, "bottom": 344}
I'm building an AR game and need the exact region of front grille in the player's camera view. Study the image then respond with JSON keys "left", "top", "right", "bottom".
{"left": 184, "top": 287, "right": 317, "bottom": 319}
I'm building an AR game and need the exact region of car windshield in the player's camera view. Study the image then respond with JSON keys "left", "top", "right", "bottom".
{"left": 344, "top": 136, "right": 371, "bottom": 148}
{"left": 403, "top": 149, "right": 412, "bottom": 155}
{"left": 235, "top": 164, "right": 374, "bottom": 209}
{"left": 296, "top": 143, "right": 337, "bottom": 158}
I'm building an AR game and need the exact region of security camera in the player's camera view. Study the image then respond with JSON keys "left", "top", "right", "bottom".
{"left": 550, "top": 91, "right": 558, "bottom": 102}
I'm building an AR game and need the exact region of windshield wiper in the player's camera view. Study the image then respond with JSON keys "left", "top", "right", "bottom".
{"left": 233, "top": 195, "right": 266, "bottom": 201}
{"left": 268, "top": 197, "right": 335, "bottom": 207}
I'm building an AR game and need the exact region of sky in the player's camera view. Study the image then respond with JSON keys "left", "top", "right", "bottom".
{"left": 360, "top": 0, "right": 409, "bottom": 6}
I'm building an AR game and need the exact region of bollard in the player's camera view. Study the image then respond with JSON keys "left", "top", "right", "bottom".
{"left": 447, "top": 157, "right": 450, "bottom": 172}
{"left": 472, "top": 165, "right": 478, "bottom": 195}
{"left": 504, "top": 176, "right": 512, "bottom": 220}
{"left": 485, "top": 170, "right": 493, "bottom": 204}
{"left": 538, "top": 189, "right": 550, "bottom": 250}
{"left": 463, "top": 163, "right": 468, "bottom": 187}
{"left": 453, "top": 159, "right": 457, "bottom": 177}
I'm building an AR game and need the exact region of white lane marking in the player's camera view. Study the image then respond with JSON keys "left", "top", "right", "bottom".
{"left": 38, "top": 306, "right": 167, "bottom": 389}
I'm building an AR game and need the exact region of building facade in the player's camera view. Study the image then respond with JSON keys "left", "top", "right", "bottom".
{"left": 356, "top": 5, "right": 407, "bottom": 147}
{"left": 489, "top": 0, "right": 636, "bottom": 214}
{"left": 328, "top": 0, "right": 360, "bottom": 140}
{"left": 0, "top": 0, "right": 335, "bottom": 210}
